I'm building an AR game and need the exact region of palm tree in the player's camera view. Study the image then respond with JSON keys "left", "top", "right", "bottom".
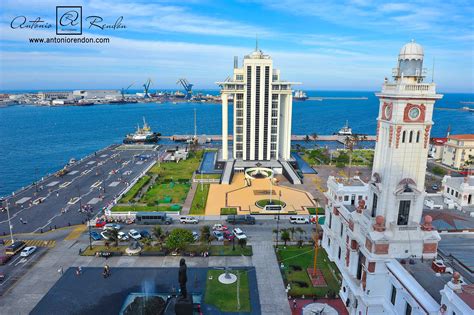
{"left": 109, "top": 229, "right": 119, "bottom": 247}
{"left": 281, "top": 229, "right": 290, "bottom": 246}
{"left": 288, "top": 227, "right": 296, "bottom": 241}
{"left": 311, "top": 133, "right": 318, "bottom": 141}
{"left": 344, "top": 134, "right": 365, "bottom": 178}
{"left": 304, "top": 135, "right": 310, "bottom": 143}
{"left": 295, "top": 227, "right": 306, "bottom": 241}
{"left": 238, "top": 238, "right": 247, "bottom": 248}
{"left": 200, "top": 225, "right": 211, "bottom": 244}
{"left": 152, "top": 226, "right": 163, "bottom": 240}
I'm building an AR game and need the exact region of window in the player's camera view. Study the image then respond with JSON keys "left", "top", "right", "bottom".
{"left": 340, "top": 222, "right": 344, "bottom": 237}
{"left": 236, "top": 74, "right": 243, "bottom": 81}
{"left": 338, "top": 247, "right": 341, "bottom": 260}
{"left": 402, "top": 130, "right": 406, "bottom": 143}
{"left": 329, "top": 213, "right": 332, "bottom": 228}
{"left": 390, "top": 285, "right": 397, "bottom": 305}
{"left": 416, "top": 131, "right": 420, "bottom": 143}
{"left": 344, "top": 195, "right": 349, "bottom": 202}
{"left": 371, "top": 194, "right": 378, "bottom": 217}
{"left": 328, "top": 238, "right": 331, "bottom": 247}
{"left": 405, "top": 302, "right": 412, "bottom": 315}
{"left": 397, "top": 200, "right": 411, "bottom": 225}
{"left": 409, "top": 130, "right": 413, "bottom": 143}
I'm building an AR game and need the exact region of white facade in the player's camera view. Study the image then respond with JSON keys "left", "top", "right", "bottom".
{"left": 73, "top": 90, "right": 120, "bottom": 100}
{"left": 322, "top": 41, "right": 446, "bottom": 314}
{"left": 442, "top": 175, "right": 474, "bottom": 209}
{"left": 217, "top": 49, "right": 296, "bottom": 161}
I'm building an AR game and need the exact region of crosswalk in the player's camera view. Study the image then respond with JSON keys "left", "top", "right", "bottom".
{"left": 3, "top": 239, "right": 56, "bottom": 248}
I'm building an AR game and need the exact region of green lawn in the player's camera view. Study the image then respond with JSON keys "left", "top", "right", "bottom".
{"left": 120, "top": 175, "right": 150, "bottom": 203}
{"left": 196, "top": 173, "right": 221, "bottom": 180}
{"left": 220, "top": 207, "right": 237, "bottom": 215}
{"left": 255, "top": 199, "right": 286, "bottom": 208}
{"left": 111, "top": 205, "right": 181, "bottom": 212}
{"left": 186, "top": 245, "right": 252, "bottom": 256}
{"left": 148, "top": 151, "right": 203, "bottom": 180}
{"left": 142, "top": 182, "right": 190, "bottom": 204}
{"left": 189, "top": 184, "right": 210, "bottom": 215}
{"left": 276, "top": 246, "right": 341, "bottom": 297}
{"left": 81, "top": 245, "right": 127, "bottom": 256}
{"left": 205, "top": 269, "right": 251, "bottom": 312}
{"left": 307, "top": 207, "right": 325, "bottom": 215}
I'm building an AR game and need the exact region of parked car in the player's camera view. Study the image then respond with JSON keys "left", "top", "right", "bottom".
{"left": 289, "top": 216, "right": 309, "bottom": 224}
{"left": 103, "top": 223, "right": 121, "bottom": 231}
{"left": 432, "top": 184, "right": 439, "bottom": 191}
{"left": 0, "top": 255, "right": 12, "bottom": 265}
{"left": 100, "top": 231, "right": 112, "bottom": 240}
{"left": 212, "top": 230, "right": 224, "bottom": 241}
{"left": 212, "top": 224, "right": 228, "bottom": 231}
{"left": 179, "top": 216, "right": 199, "bottom": 224}
{"left": 90, "top": 231, "right": 102, "bottom": 241}
{"left": 226, "top": 215, "right": 256, "bottom": 225}
{"left": 117, "top": 231, "right": 129, "bottom": 241}
{"left": 95, "top": 220, "right": 106, "bottom": 228}
{"left": 140, "top": 230, "right": 151, "bottom": 239}
{"left": 192, "top": 231, "right": 199, "bottom": 241}
{"left": 20, "top": 246, "right": 37, "bottom": 257}
{"left": 233, "top": 228, "right": 247, "bottom": 240}
{"left": 223, "top": 230, "right": 235, "bottom": 241}
{"left": 5, "top": 241, "right": 26, "bottom": 255}
{"left": 128, "top": 229, "right": 141, "bottom": 240}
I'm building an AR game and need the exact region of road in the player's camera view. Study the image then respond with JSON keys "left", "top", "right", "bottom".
{"left": 0, "top": 145, "right": 161, "bottom": 235}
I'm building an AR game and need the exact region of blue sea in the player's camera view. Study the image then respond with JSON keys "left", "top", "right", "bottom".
{"left": 0, "top": 90, "right": 473, "bottom": 196}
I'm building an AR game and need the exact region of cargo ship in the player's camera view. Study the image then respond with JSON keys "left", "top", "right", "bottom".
{"left": 123, "top": 118, "right": 160, "bottom": 144}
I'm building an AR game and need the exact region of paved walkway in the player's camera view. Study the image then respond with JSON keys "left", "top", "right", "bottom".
{"left": 252, "top": 240, "right": 291, "bottom": 315}
{"left": 181, "top": 181, "right": 198, "bottom": 215}
{"left": 0, "top": 239, "right": 252, "bottom": 314}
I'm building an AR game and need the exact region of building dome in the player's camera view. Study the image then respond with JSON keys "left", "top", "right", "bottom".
{"left": 399, "top": 40, "right": 424, "bottom": 60}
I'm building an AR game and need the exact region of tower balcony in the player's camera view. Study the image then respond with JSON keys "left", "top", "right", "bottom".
{"left": 378, "top": 82, "right": 440, "bottom": 97}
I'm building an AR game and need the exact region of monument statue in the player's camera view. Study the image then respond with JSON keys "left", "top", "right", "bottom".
{"left": 178, "top": 258, "right": 188, "bottom": 299}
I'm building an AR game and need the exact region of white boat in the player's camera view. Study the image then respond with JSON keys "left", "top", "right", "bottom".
{"left": 123, "top": 117, "right": 159, "bottom": 144}
{"left": 293, "top": 90, "right": 308, "bottom": 101}
{"left": 337, "top": 120, "right": 352, "bottom": 136}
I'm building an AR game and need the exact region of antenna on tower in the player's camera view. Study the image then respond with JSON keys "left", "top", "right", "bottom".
{"left": 234, "top": 56, "right": 238, "bottom": 69}
{"left": 255, "top": 34, "right": 259, "bottom": 51}
{"left": 431, "top": 57, "right": 435, "bottom": 83}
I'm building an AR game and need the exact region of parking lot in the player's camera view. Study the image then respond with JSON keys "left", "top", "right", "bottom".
{"left": 0, "top": 145, "right": 160, "bottom": 235}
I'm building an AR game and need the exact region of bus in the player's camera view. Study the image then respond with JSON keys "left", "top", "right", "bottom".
{"left": 135, "top": 212, "right": 172, "bottom": 225}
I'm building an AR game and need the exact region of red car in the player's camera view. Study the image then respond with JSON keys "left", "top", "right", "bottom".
{"left": 95, "top": 219, "right": 106, "bottom": 228}
{"left": 212, "top": 224, "right": 228, "bottom": 231}
{"left": 0, "top": 255, "right": 12, "bottom": 265}
{"left": 223, "top": 231, "right": 235, "bottom": 241}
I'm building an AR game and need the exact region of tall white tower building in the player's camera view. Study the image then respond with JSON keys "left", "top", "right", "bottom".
{"left": 218, "top": 48, "right": 296, "bottom": 162}
{"left": 321, "top": 41, "right": 445, "bottom": 314}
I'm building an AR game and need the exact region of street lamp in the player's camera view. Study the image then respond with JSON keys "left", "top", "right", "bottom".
{"left": 5, "top": 200, "right": 14, "bottom": 243}
{"left": 86, "top": 212, "right": 93, "bottom": 250}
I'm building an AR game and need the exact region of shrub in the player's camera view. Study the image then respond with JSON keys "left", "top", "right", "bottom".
{"left": 432, "top": 166, "right": 447, "bottom": 176}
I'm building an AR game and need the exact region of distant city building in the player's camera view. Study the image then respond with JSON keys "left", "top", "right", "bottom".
{"left": 217, "top": 47, "right": 301, "bottom": 184}
{"left": 319, "top": 41, "right": 474, "bottom": 314}
{"left": 38, "top": 91, "right": 73, "bottom": 101}
{"left": 442, "top": 175, "right": 474, "bottom": 212}
{"left": 73, "top": 90, "right": 120, "bottom": 100}
{"left": 442, "top": 134, "right": 474, "bottom": 170}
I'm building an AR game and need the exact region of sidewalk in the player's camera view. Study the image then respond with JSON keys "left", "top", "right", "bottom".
{"left": 252, "top": 240, "right": 292, "bottom": 315}
{"left": 181, "top": 181, "right": 198, "bottom": 215}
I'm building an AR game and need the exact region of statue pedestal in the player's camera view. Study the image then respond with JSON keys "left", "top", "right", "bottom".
{"left": 174, "top": 296, "right": 193, "bottom": 315}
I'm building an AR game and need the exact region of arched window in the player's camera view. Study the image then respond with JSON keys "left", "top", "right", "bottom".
{"left": 402, "top": 130, "right": 406, "bottom": 143}
{"left": 409, "top": 130, "right": 413, "bottom": 143}
{"left": 416, "top": 131, "right": 421, "bottom": 143}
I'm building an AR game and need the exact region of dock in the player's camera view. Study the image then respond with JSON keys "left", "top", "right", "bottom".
{"left": 163, "top": 134, "right": 376, "bottom": 142}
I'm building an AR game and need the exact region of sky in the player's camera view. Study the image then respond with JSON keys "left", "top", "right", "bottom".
{"left": 0, "top": 0, "right": 473, "bottom": 92}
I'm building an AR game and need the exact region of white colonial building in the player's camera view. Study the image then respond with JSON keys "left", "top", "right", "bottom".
{"left": 319, "top": 41, "right": 474, "bottom": 314}
{"left": 217, "top": 47, "right": 301, "bottom": 184}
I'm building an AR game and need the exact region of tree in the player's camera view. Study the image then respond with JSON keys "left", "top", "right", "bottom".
{"left": 304, "top": 135, "right": 310, "bottom": 143}
{"left": 281, "top": 229, "right": 290, "bottom": 246}
{"left": 200, "top": 225, "right": 211, "bottom": 244}
{"left": 295, "top": 227, "right": 306, "bottom": 241}
{"left": 152, "top": 226, "right": 164, "bottom": 244}
{"left": 343, "top": 134, "right": 367, "bottom": 178}
{"left": 288, "top": 227, "right": 296, "bottom": 241}
{"left": 238, "top": 238, "right": 247, "bottom": 248}
{"left": 272, "top": 228, "right": 279, "bottom": 242}
{"left": 166, "top": 228, "right": 195, "bottom": 252}
{"left": 311, "top": 133, "right": 318, "bottom": 141}
{"left": 109, "top": 229, "right": 119, "bottom": 247}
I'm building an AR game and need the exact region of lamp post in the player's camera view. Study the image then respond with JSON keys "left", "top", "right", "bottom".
{"left": 5, "top": 200, "right": 14, "bottom": 243}
{"left": 87, "top": 212, "right": 93, "bottom": 250}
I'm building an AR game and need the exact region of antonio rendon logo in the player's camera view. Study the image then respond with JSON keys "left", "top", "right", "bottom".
{"left": 56, "top": 6, "right": 82, "bottom": 35}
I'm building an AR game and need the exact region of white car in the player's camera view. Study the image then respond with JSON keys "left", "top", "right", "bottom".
{"left": 103, "top": 223, "right": 121, "bottom": 231}
{"left": 20, "top": 246, "right": 37, "bottom": 257}
{"left": 128, "top": 229, "right": 141, "bottom": 240}
{"left": 233, "top": 228, "right": 247, "bottom": 240}
{"left": 289, "top": 216, "right": 310, "bottom": 224}
{"left": 212, "top": 230, "right": 224, "bottom": 241}
{"left": 118, "top": 231, "right": 129, "bottom": 241}
{"left": 100, "top": 231, "right": 112, "bottom": 240}
{"left": 179, "top": 216, "right": 199, "bottom": 224}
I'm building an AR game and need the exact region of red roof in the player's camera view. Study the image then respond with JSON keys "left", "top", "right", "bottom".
{"left": 431, "top": 137, "right": 447, "bottom": 145}
{"left": 457, "top": 284, "right": 474, "bottom": 310}
{"left": 449, "top": 134, "right": 474, "bottom": 140}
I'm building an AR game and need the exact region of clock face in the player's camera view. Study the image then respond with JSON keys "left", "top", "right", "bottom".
{"left": 408, "top": 107, "right": 420, "bottom": 120}
{"left": 384, "top": 104, "right": 392, "bottom": 120}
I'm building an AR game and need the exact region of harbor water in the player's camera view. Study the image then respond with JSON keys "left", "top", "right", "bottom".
{"left": 0, "top": 90, "right": 473, "bottom": 196}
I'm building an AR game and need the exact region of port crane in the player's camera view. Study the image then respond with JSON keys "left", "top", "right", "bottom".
{"left": 121, "top": 83, "right": 134, "bottom": 100}
{"left": 143, "top": 79, "right": 152, "bottom": 98}
{"left": 176, "top": 78, "right": 193, "bottom": 99}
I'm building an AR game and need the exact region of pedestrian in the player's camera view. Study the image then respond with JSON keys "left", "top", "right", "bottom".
{"left": 58, "top": 266, "right": 64, "bottom": 275}
{"left": 76, "top": 267, "right": 81, "bottom": 276}
{"left": 19, "top": 218, "right": 23, "bottom": 224}
{"left": 293, "top": 298, "right": 297, "bottom": 310}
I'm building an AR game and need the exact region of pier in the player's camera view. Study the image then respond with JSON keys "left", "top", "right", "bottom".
{"left": 163, "top": 134, "right": 376, "bottom": 142}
